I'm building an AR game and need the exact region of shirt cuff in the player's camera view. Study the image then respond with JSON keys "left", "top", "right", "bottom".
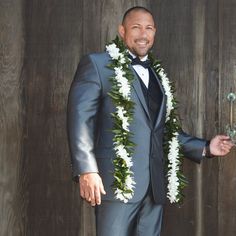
{"left": 202, "top": 140, "right": 214, "bottom": 158}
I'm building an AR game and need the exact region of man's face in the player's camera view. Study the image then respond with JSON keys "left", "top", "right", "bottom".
{"left": 118, "top": 11, "right": 156, "bottom": 58}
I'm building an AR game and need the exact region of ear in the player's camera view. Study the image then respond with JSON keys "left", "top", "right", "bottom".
{"left": 118, "top": 25, "right": 125, "bottom": 39}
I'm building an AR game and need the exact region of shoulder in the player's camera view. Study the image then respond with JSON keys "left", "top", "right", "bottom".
{"left": 81, "top": 52, "right": 111, "bottom": 67}
{"left": 89, "top": 51, "right": 110, "bottom": 60}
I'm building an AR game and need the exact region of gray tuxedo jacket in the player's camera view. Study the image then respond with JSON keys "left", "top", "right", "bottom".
{"left": 67, "top": 52, "right": 207, "bottom": 204}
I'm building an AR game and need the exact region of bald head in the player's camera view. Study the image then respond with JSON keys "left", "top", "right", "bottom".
{"left": 122, "top": 6, "right": 154, "bottom": 25}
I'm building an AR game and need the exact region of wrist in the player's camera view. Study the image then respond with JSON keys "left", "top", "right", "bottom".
{"left": 203, "top": 140, "right": 214, "bottom": 158}
{"left": 73, "top": 172, "right": 99, "bottom": 183}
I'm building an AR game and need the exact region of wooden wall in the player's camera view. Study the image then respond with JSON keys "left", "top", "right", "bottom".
{"left": 0, "top": 0, "right": 235, "bottom": 235}
{"left": 0, "top": 0, "right": 25, "bottom": 235}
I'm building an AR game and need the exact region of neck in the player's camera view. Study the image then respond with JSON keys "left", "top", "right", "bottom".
{"left": 128, "top": 50, "right": 148, "bottom": 60}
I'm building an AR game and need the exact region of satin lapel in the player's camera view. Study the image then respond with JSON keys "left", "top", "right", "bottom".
{"left": 130, "top": 66, "right": 151, "bottom": 121}
{"left": 149, "top": 67, "right": 167, "bottom": 129}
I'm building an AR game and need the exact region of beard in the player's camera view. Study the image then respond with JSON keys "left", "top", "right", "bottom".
{"left": 130, "top": 45, "right": 153, "bottom": 58}
{"left": 128, "top": 38, "right": 154, "bottom": 58}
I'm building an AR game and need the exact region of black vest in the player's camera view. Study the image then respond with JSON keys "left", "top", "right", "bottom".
{"left": 137, "top": 68, "right": 163, "bottom": 125}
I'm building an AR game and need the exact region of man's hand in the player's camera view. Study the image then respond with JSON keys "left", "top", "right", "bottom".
{"left": 210, "top": 135, "right": 234, "bottom": 156}
{"left": 79, "top": 173, "right": 106, "bottom": 206}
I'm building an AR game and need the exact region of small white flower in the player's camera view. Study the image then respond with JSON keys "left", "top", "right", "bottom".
{"left": 117, "top": 106, "right": 126, "bottom": 118}
{"left": 123, "top": 192, "right": 133, "bottom": 201}
{"left": 120, "top": 55, "right": 126, "bottom": 64}
{"left": 116, "top": 106, "right": 130, "bottom": 131}
{"left": 114, "top": 188, "right": 133, "bottom": 203}
{"left": 114, "top": 144, "right": 129, "bottom": 159}
{"left": 114, "top": 67, "right": 125, "bottom": 77}
{"left": 119, "top": 84, "right": 131, "bottom": 99}
{"left": 114, "top": 67, "right": 131, "bottom": 99}
{"left": 117, "top": 81, "right": 130, "bottom": 98}
{"left": 125, "top": 175, "right": 135, "bottom": 189}
{"left": 106, "top": 44, "right": 120, "bottom": 60}
{"left": 122, "top": 117, "right": 129, "bottom": 131}
{"left": 114, "top": 144, "right": 132, "bottom": 167}
{"left": 114, "top": 189, "right": 126, "bottom": 202}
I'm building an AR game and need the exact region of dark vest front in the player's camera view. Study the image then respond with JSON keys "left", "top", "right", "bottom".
{"left": 135, "top": 68, "right": 166, "bottom": 203}
{"left": 137, "top": 68, "right": 163, "bottom": 125}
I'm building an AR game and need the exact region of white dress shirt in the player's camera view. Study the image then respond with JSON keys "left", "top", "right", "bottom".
{"left": 129, "top": 51, "right": 149, "bottom": 88}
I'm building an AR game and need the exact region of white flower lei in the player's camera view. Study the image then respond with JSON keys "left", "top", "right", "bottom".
{"left": 106, "top": 36, "right": 186, "bottom": 203}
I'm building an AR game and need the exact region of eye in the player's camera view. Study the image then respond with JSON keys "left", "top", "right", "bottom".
{"left": 146, "top": 26, "right": 154, "bottom": 31}
{"left": 131, "top": 25, "right": 140, "bottom": 29}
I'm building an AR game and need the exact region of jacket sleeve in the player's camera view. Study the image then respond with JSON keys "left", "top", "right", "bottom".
{"left": 178, "top": 130, "right": 207, "bottom": 163}
{"left": 67, "top": 55, "right": 101, "bottom": 177}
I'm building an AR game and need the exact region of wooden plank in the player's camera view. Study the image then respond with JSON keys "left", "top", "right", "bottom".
{"left": 0, "top": 0, "right": 25, "bottom": 235}
{"left": 201, "top": 1, "right": 220, "bottom": 235}
{"left": 218, "top": 0, "right": 236, "bottom": 235}
{"left": 21, "top": 0, "right": 86, "bottom": 235}
{"left": 82, "top": 0, "right": 102, "bottom": 54}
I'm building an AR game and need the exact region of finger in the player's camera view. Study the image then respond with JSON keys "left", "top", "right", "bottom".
{"left": 220, "top": 144, "right": 231, "bottom": 154}
{"left": 100, "top": 183, "right": 106, "bottom": 195}
{"left": 223, "top": 145, "right": 232, "bottom": 152}
{"left": 79, "top": 185, "right": 85, "bottom": 199}
{"left": 84, "top": 190, "right": 90, "bottom": 201}
{"left": 89, "top": 189, "right": 96, "bottom": 206}
{"left": 223, "top": 143, "right": 234, "bottom": 149}
{"left": 220, "top": 142, "right": 227, "bottom": 150}
{"left": 94, "top": 187, "right": 101, "bottom": 205}
{"left": 86, "top": 194, "right": 94, "bottom": 205}
{"left": 219, "top": 135, "right": 231, "bottom": 139}
{"left": 80, "top": 191, "right": 85, "bottom": 199}
{"left": 222, "top": 139, "right": 233, "bottom": 144}
{"left": 221, "top": 141, "right": 234, "bottom": 149}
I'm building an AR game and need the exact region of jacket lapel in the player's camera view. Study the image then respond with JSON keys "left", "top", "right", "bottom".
{"left": 150, "top": 67, "right": 167, "bottom": 129}
{"left": 130, "top": 66, "right": 151, "bottom": 121}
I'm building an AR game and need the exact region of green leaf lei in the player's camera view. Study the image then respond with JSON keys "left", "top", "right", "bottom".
{"left": 106, "top": 36, "right": 187, "bottom": 203}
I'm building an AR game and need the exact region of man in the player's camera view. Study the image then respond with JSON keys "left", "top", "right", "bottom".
{"left": 67, "top": 6, "right": 233, "bottom": 236}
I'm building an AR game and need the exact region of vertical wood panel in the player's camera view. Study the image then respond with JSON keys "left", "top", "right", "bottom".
{"left": 201, "top": 0, "right": 219, "bottom": 235}
{"left": 218, "top": 0, "right": 236, "bottom": 235}
{"left": 0, "top": 0, "right": 25, "bottom": 235}
{"left": 192, "top": 2, "right": 206, "bottom": 235}
{"left": 22, "top": 1, "right": 85, "bottom": 235}
{"left": 82, "top": 0, "right": 102, "bottom": 54}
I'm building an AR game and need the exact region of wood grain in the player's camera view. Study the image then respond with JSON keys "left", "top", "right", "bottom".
{"left": 218, "top": 0, "right": 236, "bottom": 235}
{"left": 0, "top": 0, "right": 26, "bottom": 235}
{"left": 21, "top": 1, "right": 86, "bottom": 235}
{"left": 0, "top": 1, "right": 236, "bottom": 235}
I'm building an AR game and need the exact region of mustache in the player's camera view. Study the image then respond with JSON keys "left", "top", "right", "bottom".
{"left": 134, "top": 38, "right": 149, "bottom": 43}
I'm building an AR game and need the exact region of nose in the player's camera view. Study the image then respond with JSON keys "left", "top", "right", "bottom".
{"left": 139, "top": 28, "right": 148, "bottom": 38}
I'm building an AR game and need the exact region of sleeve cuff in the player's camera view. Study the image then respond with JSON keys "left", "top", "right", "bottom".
{"left": 202, "top": 140, "right": 215, "bottom": 158}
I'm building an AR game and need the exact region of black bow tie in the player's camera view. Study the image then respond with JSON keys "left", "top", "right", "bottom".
{"left": 129, "top": 55, "right": 151, "bottom": 68}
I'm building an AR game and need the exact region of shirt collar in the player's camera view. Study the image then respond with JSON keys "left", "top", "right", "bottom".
{"left": 128, "top": 50, "right": 148, "bottom": 61}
